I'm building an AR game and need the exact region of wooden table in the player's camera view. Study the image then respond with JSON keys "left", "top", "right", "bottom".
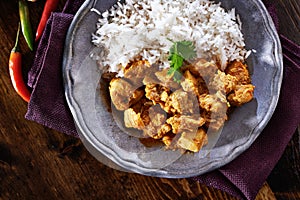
{"left": 0, "top": 0, "right": 299, "bottom": 199}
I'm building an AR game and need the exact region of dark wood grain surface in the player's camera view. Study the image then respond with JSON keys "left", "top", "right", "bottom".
{"left": 0, "top": 0, "right": 299, "bottom": 199}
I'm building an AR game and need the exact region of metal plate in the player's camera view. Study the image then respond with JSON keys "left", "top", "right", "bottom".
{"left": 63, "top": 0, "right": 282, "bottom": 178}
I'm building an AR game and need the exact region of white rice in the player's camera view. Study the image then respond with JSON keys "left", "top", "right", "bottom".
{"left": 92, "top": 0, "right": 250, "bottom": 76}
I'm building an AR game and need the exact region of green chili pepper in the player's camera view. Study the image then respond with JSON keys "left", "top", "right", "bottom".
{"left": 19, "top": 0, "right": 34, "bottom": 51}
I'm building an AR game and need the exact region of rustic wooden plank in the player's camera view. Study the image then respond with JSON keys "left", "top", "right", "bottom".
{"left": 0, "top": 0, "right": 299, "bottom": 200}
{"left": 267, "top": 129, "right": 300, "bottom": 197}
{"left": 255, "top": 183, "right": 277, "bottom": 200}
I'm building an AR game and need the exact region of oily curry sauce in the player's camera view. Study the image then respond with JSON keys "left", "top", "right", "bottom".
{"left": 105, "top": 59, "right": 254, "bottom": 152}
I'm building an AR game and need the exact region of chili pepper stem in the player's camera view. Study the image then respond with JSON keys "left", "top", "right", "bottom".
{"left": 12, "top": 23, "right": 21, "bottom": 53}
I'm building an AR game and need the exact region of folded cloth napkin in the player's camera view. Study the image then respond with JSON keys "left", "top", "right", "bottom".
{"left": 25, "top": 1, "right": 300, "bottom": 200}
{"left": 26, "top": 0, "right": 85, "bottom": 137}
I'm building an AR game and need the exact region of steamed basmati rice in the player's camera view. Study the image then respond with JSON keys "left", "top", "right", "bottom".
{"left": 92, "top": 0, "right": 250, "bottom": 76}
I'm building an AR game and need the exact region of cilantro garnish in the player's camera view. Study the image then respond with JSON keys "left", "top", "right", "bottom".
{"left": 167, "top": 40, "right": 196, "bottom": 82}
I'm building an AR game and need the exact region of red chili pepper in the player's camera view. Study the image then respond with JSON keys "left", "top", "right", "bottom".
{"left": 35, "top": 0, "right": 59, "bottom": 41}
{"left": 9, "top": 24, "right": 31, "bottom": 102}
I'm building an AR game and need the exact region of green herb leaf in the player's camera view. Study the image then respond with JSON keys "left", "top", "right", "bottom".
{"left": 168, "top": 40, "right": 196, "bottom": 82}
{"left": 167, "top": 67, "right": 182, "bottom": 83}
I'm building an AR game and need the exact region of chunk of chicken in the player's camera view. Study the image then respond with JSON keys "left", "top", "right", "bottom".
{"left": 197, "top": 76, "right": 209, "bottom": 95}
{"left": 180, "top": 70, "right": 199, "bottom": 96}
{"left": 210, "top": 70, "right": 238, "bottom": 94}
{"left": 110, "top": 78, "right": 143, "bottom": 110}
{"left": 145, "top": 84, "right": 170, "bottom": 105}
{"left": 129, "top": 88, "right": 145, "bottom": 107}
{"left": 199, "top": 91, "right": 228, "bottom": 115}
{"left": 155, "top": 68, "right": 180, "bottom": 89}
{"left": 166, "top": 115, "right": 206, "bottom": 134}
{"left": 142, "top": 105, "right": 171, "bottom": 139}
{"left": 124, "top": 108, "right": 145, "bottom": 130}
{"left": 124, "top": 104, "right": 171, "bottom": 139}
{"left": 124, "top": 60, "right": 151, "bottom": 83}
{"left": 143, "top": 74, "right": 160, "bottom": 85}
{"left": 164, "top": 90, "right": 198, "bottom": 114}
{"left": 177, "top": 128, "right": 208, "bottom": 152}
{"left": 148, "top": 105, "right": 166, "bottom": 127}
{"left": 147, "top": 123, "right": 172, "bottom": 139}
{"left": 183, "top": 59, "right": 218, "bottom": 80}
{"left": 130, "top": 97, "right": 153, "bottom": 115}
{"left": 228, "top": 84, "right": 255, "bottom": 106}
{"left": 225, "top": 61, "right": 251, "bottom": 85}
{"left": 162, "top": 133, "right": 175, "bottom": 147}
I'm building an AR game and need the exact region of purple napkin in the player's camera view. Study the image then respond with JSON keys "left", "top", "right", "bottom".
{"left": 25, "top": 1, "right": 300, "bottom": 200}
{"left": 25, "top": 0, "right": 85, "bottom": 137}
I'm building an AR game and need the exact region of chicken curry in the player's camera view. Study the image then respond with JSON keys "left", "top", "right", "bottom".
{"left": 108, "top": 59, "right": 254, "bottom": 152}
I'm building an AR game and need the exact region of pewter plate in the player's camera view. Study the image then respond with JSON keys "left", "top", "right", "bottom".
{"left": 63, "top": 0, "right": 282, "bottom": 178}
